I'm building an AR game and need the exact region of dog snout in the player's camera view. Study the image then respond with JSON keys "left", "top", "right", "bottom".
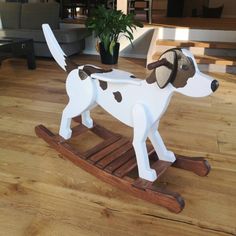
{"left": 211, "top": 80, "right": 219, "bottom": 92}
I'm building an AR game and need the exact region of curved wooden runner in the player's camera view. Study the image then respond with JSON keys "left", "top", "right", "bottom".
{"left": 35, "top": 117, "right": 210, "bottom": 213}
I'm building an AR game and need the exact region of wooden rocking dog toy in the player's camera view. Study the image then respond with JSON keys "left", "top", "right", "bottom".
{"left": 35, "top": 24, "right": 219, "bottom": 213}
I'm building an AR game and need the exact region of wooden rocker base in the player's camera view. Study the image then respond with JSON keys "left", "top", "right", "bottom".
{"left": 35, "top": 117, "right": 211, "bottom": 213}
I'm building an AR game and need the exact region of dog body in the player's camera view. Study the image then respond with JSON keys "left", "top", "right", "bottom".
{"left": 76, "top": 67, "right": 172, "bottom": 126}
{"left": 43, "top": 24, "right": 218, "bottom": 182}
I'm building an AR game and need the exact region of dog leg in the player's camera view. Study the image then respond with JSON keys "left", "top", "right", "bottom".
{"left": 132, "top": 104, "right": 157, "bottom": 182}
{"left": 81, "top": 110, "right": 93, "bottom": 128}
{"left": 59, "top": 110, "right": 72, "bottom": 140}
{"left": 148, "top": 124, "right": 176, "bottom": 163}
{"left": 59, "top": 99, "right": 84, "bottom": 139}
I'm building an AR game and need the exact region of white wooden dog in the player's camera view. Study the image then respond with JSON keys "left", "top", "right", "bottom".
{"left": 42, "top": 24, "right": 219, "bottom": 182}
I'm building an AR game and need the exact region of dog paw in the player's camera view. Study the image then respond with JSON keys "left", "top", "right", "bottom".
{"left": 139, "top": 169, "right": 157, "bottom": 182}
{"left": 82, "top": 118, "right": 93, "bottom": 129}
{"left": 165, "top": 151, "right": 176, "bottom": 163}
{"left": 59, "top": 129, "right": 72, "bottom": 140}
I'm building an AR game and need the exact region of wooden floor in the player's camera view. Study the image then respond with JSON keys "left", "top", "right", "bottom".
{"left": 0, "top": 55, "right": 236, "bottom": 235}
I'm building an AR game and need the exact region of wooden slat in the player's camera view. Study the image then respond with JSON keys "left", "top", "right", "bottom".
{"left": 88, "top": 138, "right": 129, "bottom": 163}
{"left": 156, "top": 40, "right": 236, "bottom": 49}
{"left": 114, "top": 157, "right": 137, "bottom": 178}
{"left": 173, "top": 155, "right": 211, "bottom": 176}
{"left": 96, "top": 142, "right": 133, "bottom": 169}
{"left": 71, "top": 124, "right": 89, "bottom": 138}
{"left": 132, "top": 161, "right": 172, "bottom": 190}
{"left": 104, "top": 148, "right": 135, "bottom": 173}
{"left": 104, "top": 146, "right": 156, "bottom": 174}
{"left": 83, "top": 134, "right": 122, "bottom": 159}
{"left": 113, "top": 147, "right": 157, "bottom": 178}
{"left": 70, "top": 118, "right": 123, "bottom": 159}
{"left": 151, "top": 160, "right": 172, "bottom": 179}
{"left": 72, "top": 115, "right": 82, "bottom": 123}
{"left": 91, "top": 124, "right": 118, "bottom": 140}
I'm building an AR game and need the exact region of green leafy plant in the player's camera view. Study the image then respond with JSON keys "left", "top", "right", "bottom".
{"left": 85, "top": 5, "right": 143, "bottom": 55}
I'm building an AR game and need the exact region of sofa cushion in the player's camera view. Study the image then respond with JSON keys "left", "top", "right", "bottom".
{"left": 21, "top": 3, "right": 60, "bottom": 30}
{"left": 0, "top": 28, "right": 90, "bottom": 43}
{"left": 0, "top": 2, "right": 21, "bottom": 29}
{"left": 33, "top": 41, "right": 85, "bottom": 57}
{"left": 53, "top": 28, "right": 90, "bottom": 43}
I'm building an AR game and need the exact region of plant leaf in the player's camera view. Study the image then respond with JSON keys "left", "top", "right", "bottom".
{"left": 109, "top": 40, "right": 116, "bottom": 56}
{"left": 85, "top": 5, "right": 143, "bottom": 52}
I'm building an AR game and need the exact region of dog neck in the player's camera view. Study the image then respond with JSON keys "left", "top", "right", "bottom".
{"left": 145, "top": 81, "right": 176, "bottom": 121}
{"left": 161, "top": 83, "right": 176, "bottom": 108}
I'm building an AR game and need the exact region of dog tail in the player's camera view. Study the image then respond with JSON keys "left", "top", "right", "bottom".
{"left": 42, "top": 24, "right": 78, "bottom": 73}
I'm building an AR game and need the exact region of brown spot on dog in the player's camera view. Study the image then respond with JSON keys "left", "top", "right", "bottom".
{"left": 83, "top": 65, "right": 112, "bottom": 76}
{"left": 65, "top": 57, "right": 79, "bottom": 74}
{"left": 99, "top": 80, "right": 108, "bottom": 90}
{"left": 113, "top": 91, "right": 122, "bottom": 103}
{"left": 171, "top": 50, "right": 196, "bottom": 88}
{"left": 146, "top": 71, "right": 156, "bottom": 84}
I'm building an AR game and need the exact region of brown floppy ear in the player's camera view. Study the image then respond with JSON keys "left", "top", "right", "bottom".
{"left": 79, "top": 69, "right": 88, "bottom": 80}
{"left": 154, "top": 50, "right": 177, "bottom": 89}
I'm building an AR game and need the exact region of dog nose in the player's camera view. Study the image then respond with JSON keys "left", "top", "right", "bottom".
{"left": 211, "top": 80, "right": 219, "bottom": 92}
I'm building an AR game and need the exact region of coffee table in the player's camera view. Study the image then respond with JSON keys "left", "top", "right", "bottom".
{"left": 0, "top": 38, "right": 36, "bottom": 70}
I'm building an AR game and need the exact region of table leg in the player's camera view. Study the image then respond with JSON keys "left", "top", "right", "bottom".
{"left": 25, "top": 40, "right": 36, "bottom": 70}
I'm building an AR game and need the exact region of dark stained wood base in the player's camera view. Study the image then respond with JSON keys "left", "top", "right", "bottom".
{"left": 35, "top": 117, "right": 211, "bottom": 213}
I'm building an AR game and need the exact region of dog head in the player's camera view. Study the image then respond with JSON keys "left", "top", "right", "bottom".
{"left": 147, "top": 48, "right": 219, "bottom": 97}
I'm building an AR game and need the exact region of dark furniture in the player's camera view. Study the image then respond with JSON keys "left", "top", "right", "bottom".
{"left": 128, "top": 0, "right": 153, "bottom": 24}
{"left": 0, "top": 37, "right": 36, "bottom": 69}
{"left": 167, "top": 0, "right": 184, "bottom": 17}
{"left": 202, "top": 5, "right": 224, "bottom": 18}
{"left": 60, "top": 0, "right": 87, "bottom": 19}
{"left": 60, "top": 0, "right": 112, "bottom": 19}
{"left": 0, "top": 2, "right": 90, "bottom": 57}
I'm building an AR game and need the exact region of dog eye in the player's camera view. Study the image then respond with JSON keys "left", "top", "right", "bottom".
{"left": 180, "top": 64, "right": 188, "bottom": 70}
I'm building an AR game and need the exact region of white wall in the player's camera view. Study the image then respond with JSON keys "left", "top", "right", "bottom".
{"left": 83, "top": 27, "right": 154, "bottom": 59}
{"left": 117, "top": 0, "right": 128, "bottom": 14}
{"left": 60, "top": 23, "right": 154, "bottom": 59}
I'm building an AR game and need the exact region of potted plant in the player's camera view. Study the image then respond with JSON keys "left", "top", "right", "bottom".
{"left": 85, "top": 5, "right": 143, "bottom": 65}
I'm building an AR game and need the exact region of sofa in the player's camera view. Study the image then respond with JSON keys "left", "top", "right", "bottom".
{"left": 0, "top": 2, "right": 90, "bottom": 57}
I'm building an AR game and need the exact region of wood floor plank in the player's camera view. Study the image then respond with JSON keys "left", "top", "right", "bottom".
{"left": 0, "top": 171, "right": 234, "bottom": 236}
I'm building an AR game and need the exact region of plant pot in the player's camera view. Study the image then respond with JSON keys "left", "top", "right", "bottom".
{"left": 99, "top": 42, "right": 120, "bottom": 65}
